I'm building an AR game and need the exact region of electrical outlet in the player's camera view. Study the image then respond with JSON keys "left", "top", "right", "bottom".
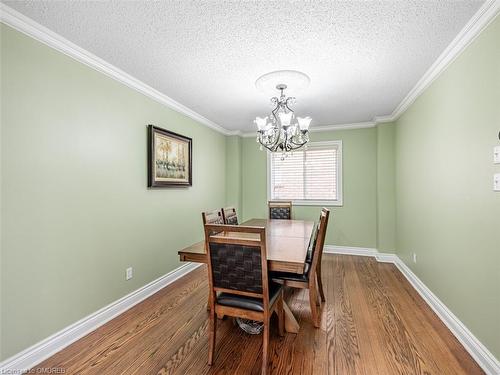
{"left": 494, "top": 146, "right": 500, "bottom": 164}
{"left": 494, "top": 174, "right": 500, "bottom": 192}
{"left": 412, "top": 253, "right": 417, "bottom": 263}
{"left": 126, "top": 267, "right": 133, "bottom": 280}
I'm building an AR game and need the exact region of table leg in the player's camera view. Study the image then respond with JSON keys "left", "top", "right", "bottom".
{"left": 283, "top": 301, "right": 299, "bottom": 333}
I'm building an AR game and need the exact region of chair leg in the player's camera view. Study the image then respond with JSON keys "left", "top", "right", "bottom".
{"left": 277, "top": 293, "right": 285, "bottom": 337}
{"left": 208, "top": 310, "right": 216, "bottom": 365}
{"left": 317, "top": 263, "right": 326, "bottom": 303}
{"left": 261, "top": 318, "right": 270, "bottom": 375}
{"left": 316, "top": 284, "right": 322, "bottom": 307}
{"left": 309, "top": 286, "right": 320, "bottom": 328}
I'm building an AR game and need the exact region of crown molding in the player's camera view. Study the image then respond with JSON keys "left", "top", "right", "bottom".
{"left": 240, "top": 131, "right": 257, "bottom": 138}
{"left": 0, "top": 3, "right": 233, "bottom": 136}
{"left": 373, "top": 115, "right": 394, "bottom": 124}
{"left": 310, "top": 121, "right": 377, "bottom": 132}
{"left": 387, "top": 0, "right": 500, "bottom": 121}
{"left": 239, "top": 120, "right": 378, "bottom": 137}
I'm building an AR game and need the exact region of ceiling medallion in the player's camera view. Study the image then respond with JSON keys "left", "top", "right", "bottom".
{"left": 254, "top": 70, "right": 311, "bottom": 157}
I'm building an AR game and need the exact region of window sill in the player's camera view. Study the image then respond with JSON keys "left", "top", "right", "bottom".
{"left": 290, "top": 199, "right": 343, "bottom": 207}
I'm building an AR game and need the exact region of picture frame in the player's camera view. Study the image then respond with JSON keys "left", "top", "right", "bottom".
{"left": 147, "top": 124, "right": 192, "bottom": 187}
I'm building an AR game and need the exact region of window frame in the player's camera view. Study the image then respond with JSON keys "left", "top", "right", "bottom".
{"left": 266, "top": 140, "right": 343, "bottom": 207}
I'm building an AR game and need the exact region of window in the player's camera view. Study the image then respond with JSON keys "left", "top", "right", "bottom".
{"left": 267, "top": 141, "right": 342, "bottom": 206}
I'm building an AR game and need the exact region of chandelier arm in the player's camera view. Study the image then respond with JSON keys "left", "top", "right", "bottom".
{"left": 271, "top": 108, "right": 279, "bottom": 123}
{"left": 284, "top": 97, "right": 295, "bottom": 113}
{"left": 263, "top": 143, "right": 276, "bottom": 153}
{"left": 289, "top": 139, "right": 308, "bottom": 148}
{"left": 271, "top": 101, "right": 283, "bottom": 123}
{"left": 288, "top": 132, "right": 309, "bottom": 147}
{"left": 285, "top": 133, "right": 293, "bottom": 152}
{"left": 270, "top": 97, "right": 279, "bottom": 108}
{"left": 272, "top": 127, "right": 285, "bottom": 150}
{"left": 258, "top": 127, "right": 282, "bottom": 152}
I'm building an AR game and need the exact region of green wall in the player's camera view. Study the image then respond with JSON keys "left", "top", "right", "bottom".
{"left": 0, "top": 25, "right": 227, "bottom": 360}
{"left": 225, "top": 135, "right": 242, "bottom": 215}
{"left": 376, "top": 123, "right": 396, "bottom": 252}
{"left": 241, "top": 128, "right": 380, "bottom": 248}
{"left": 395, "top": 16, "right": 500, "bottom": 359}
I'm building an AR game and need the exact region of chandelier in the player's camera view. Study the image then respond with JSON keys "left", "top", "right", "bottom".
{"left": 254, "top": 71, "right": 311, "bottom": 154}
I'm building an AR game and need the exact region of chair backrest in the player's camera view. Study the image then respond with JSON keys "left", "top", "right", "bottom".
{"left": 268, "top": 200, "right": 292, "bottom": 220}
{"left": 202, "top": 209, "right": 224, "bottom": 225}
{"left": 221, "top": 206, "right": 238, "bottom": 225}
{"left": 306, "top": 222, "right": 319, "bottom": 263}
{"left": 309, "top": 208, "right": 330, "bottom": 274}
{"left": 204, "top": 225, "right": 270, "bottom": 309}
{"left": 202, "top": 209, "right": 224, "bottom": 239}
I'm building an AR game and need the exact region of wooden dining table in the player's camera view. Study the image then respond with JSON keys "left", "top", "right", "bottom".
{"left": 178, "top": 218, "right": 315, "bottom": 333}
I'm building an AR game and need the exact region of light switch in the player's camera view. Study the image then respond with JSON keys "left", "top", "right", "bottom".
{"left": 494, "top": 174, "right": 500, "bottom": 192}
{"left": 494, "top": 146, "right": 500, "bottom": 164}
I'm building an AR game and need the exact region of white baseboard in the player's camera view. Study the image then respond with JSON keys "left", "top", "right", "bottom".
{"left": 375, "top": 252, "right": 399, "bottom": 263}
{"left": 324, "top": 245, "right": 500, "bottom": 375}
{"left": 324, "top": 245, "right": 378, "bottom": 257}
{"left": 324, "top": 245, "right": 398, "bottom": 263}
{"left": 0, "top": 262, "right": 202, "bottom": 373}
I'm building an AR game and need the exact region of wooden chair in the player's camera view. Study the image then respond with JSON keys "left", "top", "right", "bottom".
{"left": 268, "top": 200, "right": 292, "bottom": 220}
{"left": 271, "top": 208, "right": 330, "bottom": 327}
{"left": 204, "top": 224, "right": 285, "bottom": 375}
{"left": 202, "top": 209, "right": 224, "bottom": 225}
{"left": 221, "top": 206, "right": 238, "bottom": 225}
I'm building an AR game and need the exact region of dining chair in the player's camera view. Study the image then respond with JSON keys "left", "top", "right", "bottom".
{"left": 221, "top": 206, "right": 238, "bottom": 225}
{"left": 204, "top": 224, "right": 285, "bottom": 375}
{"left": 268, "top": 200, "right": 292, "bottom": 220}
{"left": 202, "top": 209, "right": 224, "bottom": 225}
{"left": 271, "top": 208, "right": 330, "bottom": 328}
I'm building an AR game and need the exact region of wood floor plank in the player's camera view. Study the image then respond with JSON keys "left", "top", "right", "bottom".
{"left": 327, "top": 255, "right": 365, "bottom": 375}
{"left": 342, "top": 256, "right": 393, "bottom": 375}
{"left": 354, "top": 256, "right": 443, "bottom": 374}
{"left": 381, "top": 263, "right": 484, "bottom": 375}
{"left": 35, "top": 267, "right": 207, "bottom": 374}
{"left": 31, "top": 255, "right": 484, "bottom": 375}
{"left": 79, "top": 271, "right": 208, "bottom": 374}
{"left": 124, "top": 287, "right": 209, "bottom": 374}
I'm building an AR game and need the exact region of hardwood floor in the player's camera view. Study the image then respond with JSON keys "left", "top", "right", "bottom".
{"left": 33, "top": 255, "right": 484, "bottom": 374}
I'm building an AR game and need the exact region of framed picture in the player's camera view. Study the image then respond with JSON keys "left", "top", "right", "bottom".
{"left": 148, "top": 124, "right": 192, "bottom": 187}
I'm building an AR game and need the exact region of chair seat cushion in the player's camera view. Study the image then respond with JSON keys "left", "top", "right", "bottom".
{"left": 216, "top": 282, "right": 282, "bottom": 312}
{"left": 271, "top": 262, "right": 311, "bottom": 283}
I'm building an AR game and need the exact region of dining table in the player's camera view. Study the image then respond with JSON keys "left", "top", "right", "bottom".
{"left": 178, "top": 218, "right": 315, "bottom": 334}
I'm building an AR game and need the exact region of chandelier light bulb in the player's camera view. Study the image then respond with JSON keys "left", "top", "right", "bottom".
{"left": 297, "top": 116, "right": 312, "bottom": 131}
{"left": 278, "top": 112, "right": 293, "bottom": 127}
{"left": 254, "top": 116, "right": 268, "bottom": 131}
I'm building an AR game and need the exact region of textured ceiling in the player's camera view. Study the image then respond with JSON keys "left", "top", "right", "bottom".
{"left": 4, "top": 0, "right": 484, "bottom": 131}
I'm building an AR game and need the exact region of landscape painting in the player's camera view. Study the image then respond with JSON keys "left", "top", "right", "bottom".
{"left": 148, "top": 125, "right": 192, "bottom": 187}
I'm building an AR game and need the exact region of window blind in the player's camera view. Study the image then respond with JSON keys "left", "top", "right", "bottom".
{"left": 270, "top": 143, "right": 341, "bottom": 202}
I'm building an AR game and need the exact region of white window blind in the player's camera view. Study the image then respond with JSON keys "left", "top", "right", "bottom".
{"left": 268, "top": 141, "right": 342, "bottom": 205}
